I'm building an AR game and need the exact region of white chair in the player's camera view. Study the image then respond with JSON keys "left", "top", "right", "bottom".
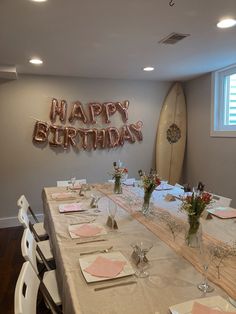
{"left": 22, "top": 228, "right": 54, "bottom": 268}
{"left": 14, "top": 261, "right": 40, "bottom": 314}
{"left": 17, "top": 195, "right": 47, "bottom": 241}
{"left": 211, "top": 194, "right": 232, "bottom": 207}
{"left": 14, "top": 261, "right": 62, "bottom": 314}
{"left": 57, "top": 179, "right": 87, "bottom": 187}
{"left": 21, "top": 228, "right": 61, "bottom": 309}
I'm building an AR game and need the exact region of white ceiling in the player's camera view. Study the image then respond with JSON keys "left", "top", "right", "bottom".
{"left": 1, "top": 0, "right": 236, "bottom": 81}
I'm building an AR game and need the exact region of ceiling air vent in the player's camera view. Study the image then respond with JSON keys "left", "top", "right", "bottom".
{"left": 159, "top": 32, "right": 190, "bottom": 45}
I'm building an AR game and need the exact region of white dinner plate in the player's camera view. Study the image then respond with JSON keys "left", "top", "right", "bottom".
{"left": 169, "top": 295, "right": 236, "bottom": 314}
{"left": 68, "top": 223, "right": 107, "bottom": 239}
{"left": 79, "top": 251, "right": 135, "bottom": 283}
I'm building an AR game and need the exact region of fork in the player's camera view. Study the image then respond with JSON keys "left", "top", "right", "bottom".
{"left": 80, "top": 246, "right": 113, "bottom": 256}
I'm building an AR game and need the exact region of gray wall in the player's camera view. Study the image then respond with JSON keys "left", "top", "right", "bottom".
{"left": 0, "top": 74, "right": 171, "bottom": 219}
{"left": 184, "top": 73, "right": 236, "bottom": 206}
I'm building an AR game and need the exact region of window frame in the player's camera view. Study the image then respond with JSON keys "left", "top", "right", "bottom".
{"left": 211, "top": 64, "right": 236, "bottom": 137}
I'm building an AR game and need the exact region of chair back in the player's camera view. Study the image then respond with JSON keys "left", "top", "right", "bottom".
{"left": 17, "top": 194, "right": 39, "bottom": 223}
{"left": 21, "top": 228, "right": 38, "bottom": 274}
{"left": 17, "top": 195, "right": 29, "bottom": 212}
{"left": 18, "top": 208, "right": 30, "bottom": 229}
{"left": 14, "top": 261, "right": 40, "bottom": 314}
{"left": 57, "top": 179, "right": 87, "bottom": 187}
{"left": 17, "top": 195, "right": 30, "bottom": 228}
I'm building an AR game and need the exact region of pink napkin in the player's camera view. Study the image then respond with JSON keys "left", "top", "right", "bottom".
{"left": 51, "top": 192, "right": 75, "bottom": 200}
{"left": 59, "top": 203, "right": 82, "bottom": 213}
{"left": 73, "top": 224, "right": 102, "bottom": 237}
{"left": 192, "top": 302, "right": 236, "bottom": 314}
{"left": 69, "top": 184, "right": 81, "bottom": 191}
{"left": 84, "top": 256, "right": 126, "bottom": 278}
{"left": 212, "top": 209, "right": 236, "bottom": 219}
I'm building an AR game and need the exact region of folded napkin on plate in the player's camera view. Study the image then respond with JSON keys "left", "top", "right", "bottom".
{"left": 73, "top": 224, "right": 102, "bottom": 237}
{"left": 69, "top": 184, "right": 81, "bottom": 191}
{"left": 192, "top": 302, "right": 236, "bottom": 314}
{"left": 51, "top": 192, "right": 75, "bottom": 200}
{"left": 59, "top": 203, "right": 83, "bottom": 213}
{"left": 211, "top": 208, "right": 236, "bottom": 219}
{"left": 84, "top": 256, "right": 126, "bottom": 278}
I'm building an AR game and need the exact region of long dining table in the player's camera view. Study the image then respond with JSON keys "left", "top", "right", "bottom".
{"left": 42, "top": 183, "right": 236, "bottom": 314}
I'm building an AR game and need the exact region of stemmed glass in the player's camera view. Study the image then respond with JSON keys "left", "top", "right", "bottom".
{"left": 70, "top": 177, "right": 76, "bottom": 190}
{"left": 131, "top": 240, "right": 153, "bottom": 278}
{"left": 161, "top": 180, "right": 168, "bottom": 190}
{"left": 107, "top": 199, "right": 117, "bottom": 230}
{"left": 197, "top": 240, "right": 214, "bottom": 293}
{"left": 90, "top": 193, "right": 102, "bottom": 213}
{"left": 193, "top": 186, "right": 200, "bottom": 196}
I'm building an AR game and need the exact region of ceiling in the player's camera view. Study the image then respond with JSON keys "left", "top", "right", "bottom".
{"left": 1, "top": 0, "right": 236, "bottom": 81}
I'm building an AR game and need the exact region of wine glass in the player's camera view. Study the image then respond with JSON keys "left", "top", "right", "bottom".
{"left": 193, "top": 186, "right": 200, "bottom": 196}
{"left": 107, "top": 199, "right": 117, "bottom": 230}
{"left": 70, "top": 177, "right": 76, "bottom": 190}
{"left": 161, "top": 180, "right": 168, "bottom": 190}
{"left": 121, "top": 172, "right": 128, "bottom": 184}
{"left": 197, "top": 240, "right": 214, "bottom": 293}
{"left": 131, "top": 240, "right": 153, "bottom": 278}
{"left": 90, "top": 192, "right": 102, "bottom": 213}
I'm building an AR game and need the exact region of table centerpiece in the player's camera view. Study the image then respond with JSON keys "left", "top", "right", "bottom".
{"left": 138, "top": 169, "right": 161, "bottom": 215}
{"left": 180, "top": 191, "right": 212, "bottom": 248}
{"left": 112, "top": 161, "right": 128, "bottom": 194}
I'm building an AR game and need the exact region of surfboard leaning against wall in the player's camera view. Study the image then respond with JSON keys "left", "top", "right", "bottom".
{"left": 156, "top": 82, "right": 186, "bottom": 185}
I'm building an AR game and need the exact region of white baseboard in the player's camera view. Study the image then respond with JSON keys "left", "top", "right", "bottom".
{"left": 0, "top": 213, "right": 44, "bottom": 229}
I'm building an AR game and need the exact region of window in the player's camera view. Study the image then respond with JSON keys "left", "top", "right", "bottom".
{"left": 211, "top": 64, "right": 236, "bottom": 137}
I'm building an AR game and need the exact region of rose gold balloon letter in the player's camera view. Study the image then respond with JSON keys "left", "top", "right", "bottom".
{"left": 33, "top": 121, "right": 49, "bottom": 143}
{"left": 50, "top": 98, "right": 67, "bottom": 123}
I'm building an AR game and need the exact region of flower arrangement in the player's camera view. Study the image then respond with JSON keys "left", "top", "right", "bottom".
{"left": 138, "top": 169, "right": 161, "bottom": 214}
{"left": 180, "top": 192, "right": 212, "bottom": 247}
{"left": 138, "top": 169, "right": 161, "bottom": 193}
{"left": 180, "top": 192, "right": 212, "bottom": 218}
{"left": 112, "top": 161, "right": 128, "bottom": 194}
{"left": 113, "top": 161, "right": 128, "bottom": 179}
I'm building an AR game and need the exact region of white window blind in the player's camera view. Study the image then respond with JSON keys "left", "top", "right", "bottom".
{"left": 227, "top": 74, "right": 236, "bottom": 125}
{"left": 211, "top": 65, "right": 236, "bottom": 137}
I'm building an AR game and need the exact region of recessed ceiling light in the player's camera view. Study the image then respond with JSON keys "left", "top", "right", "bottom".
{"left": 29, "top": 58, "right": 43, "bottom": 65}
{"left": 217, "top": 18, "right": 236, "bottom": 29}
{"left": 143, "top": 67, "right": 154, "bottom": 72}
{"left": 30, "top": 0, "right": 47, "bottom": 2}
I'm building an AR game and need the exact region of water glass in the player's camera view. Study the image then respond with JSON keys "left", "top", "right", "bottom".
{"left": 131, "top": 240, "right": 153, "bottom": 278}
{"left": 70, "top": 177, "right": 76, "bottom": 189}
{"left": 107, "top": 199, "right": 117, "bottom": 230}
{"left": 197, "top": 240, "right": 214, "bottom": 293}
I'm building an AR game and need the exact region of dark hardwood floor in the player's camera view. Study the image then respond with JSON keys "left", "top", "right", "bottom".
{"left": 0, "top": 226, "right": 50, "bottom": 314}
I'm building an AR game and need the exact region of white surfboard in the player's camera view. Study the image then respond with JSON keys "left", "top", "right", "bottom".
{"left": 156, "top": 82, "right": 186, "bottom": 185}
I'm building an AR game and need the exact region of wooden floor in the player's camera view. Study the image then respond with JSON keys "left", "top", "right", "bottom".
{"left": 0, "top": 226, "right": 49, "bottom": 314}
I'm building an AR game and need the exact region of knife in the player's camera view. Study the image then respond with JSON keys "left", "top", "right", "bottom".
{"left": 94, "top": 280, "right": 137, "bottom": 291}
{"left": 76, "top": 238, "right": 107, "bottom": 245}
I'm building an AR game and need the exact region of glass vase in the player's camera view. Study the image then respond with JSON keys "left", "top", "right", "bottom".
{"left": 114, "top": 176, "right": 122, "bottom": 194}
{"left": 142, "top": 190, "right": 153, "bottom": 215}
{"left": 186, "top": 216, "right": 202, "bottom": 248}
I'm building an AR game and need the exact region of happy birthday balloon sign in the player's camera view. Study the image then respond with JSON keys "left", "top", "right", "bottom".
{"left": 33, "top": 98, "right": 143, "bottom": 150}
